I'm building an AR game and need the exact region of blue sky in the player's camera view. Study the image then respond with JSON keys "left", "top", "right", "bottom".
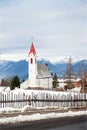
{"left": 0, "top": 0, "right": 87, "bottom": 61}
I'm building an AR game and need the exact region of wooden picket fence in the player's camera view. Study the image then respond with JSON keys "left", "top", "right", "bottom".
{"left": 0, "top": 91, "right": 87, "bottom": 109}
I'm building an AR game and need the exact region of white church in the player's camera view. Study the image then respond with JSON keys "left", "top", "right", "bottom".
{"left": 21, "top": 43, "right": 53, "bottom": 89}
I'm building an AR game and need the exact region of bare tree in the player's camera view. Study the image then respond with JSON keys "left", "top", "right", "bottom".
{"left": 64, "top": 57, "right": 75, "bottom": 89}
{"left": 80, "top": 61, "right": 87, "bottom": 92}
{"left": 0, "top": 77, "right": 12, "bottom": 86}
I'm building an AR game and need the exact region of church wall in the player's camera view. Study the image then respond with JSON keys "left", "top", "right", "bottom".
{"left": 37, "top": 78, "right": 52, "bottom": 89}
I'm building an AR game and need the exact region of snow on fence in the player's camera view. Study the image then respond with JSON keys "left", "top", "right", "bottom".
{"left": 0, "top": 90, "right": 87, "bottom": 109}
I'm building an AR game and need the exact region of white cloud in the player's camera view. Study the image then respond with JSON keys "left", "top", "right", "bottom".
{"left": 0, "top": 52, "right": 28, "bottom": 61}
{"left": 0, "top": 32, "right": 7, "bottom": 39}
{"left": 0, "top": 0, "right": 87, "bottom": 61}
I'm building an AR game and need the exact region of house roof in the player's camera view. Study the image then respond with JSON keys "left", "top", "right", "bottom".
{"left": 37, "top": 64, "right": 52, "bottom": 78}
{"left": 28, "top": 43, "right": 36, "bottom": 56}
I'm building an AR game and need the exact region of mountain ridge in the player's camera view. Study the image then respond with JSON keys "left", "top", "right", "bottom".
{"left": 0, "top": 58, "right": 87, "bottom": 81}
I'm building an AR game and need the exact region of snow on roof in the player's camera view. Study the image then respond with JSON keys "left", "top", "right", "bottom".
{"left": 37, "top": 64, "right": 52, "bottom": 78}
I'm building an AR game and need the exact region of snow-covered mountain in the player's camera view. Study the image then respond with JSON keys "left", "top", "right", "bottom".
{"left": 42, "top": 56, "right": 87, "bottom": 64}
{"left": 0, "top": 58, "right": 87, "bottom": 81}
{"left": 0, "top": 60, "right": 28, "bottom": 81}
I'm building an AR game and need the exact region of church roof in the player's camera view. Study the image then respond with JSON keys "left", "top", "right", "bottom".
{"left": 29, "top": 43, "right": 36, "bottom": 56}
{"left": 37, "top": 64, "right": 52, "bottom": 78}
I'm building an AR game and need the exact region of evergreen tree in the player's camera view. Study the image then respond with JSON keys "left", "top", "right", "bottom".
{"left": 53, "top": 73, "right": 58, "bottom": 88}
{"left": 10, "top": 76, "right": 20, "bottom": 90}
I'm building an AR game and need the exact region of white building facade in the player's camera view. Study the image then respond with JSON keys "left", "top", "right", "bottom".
{"left": 21, "top": 42, "right": 53, "bottom": 89}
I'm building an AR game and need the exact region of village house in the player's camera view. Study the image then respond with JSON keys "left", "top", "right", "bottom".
{"left": 21, "top": 43, "right": 53, "bottom": 89}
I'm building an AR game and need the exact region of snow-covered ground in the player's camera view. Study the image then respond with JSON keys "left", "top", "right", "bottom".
{"left": 67, "top": 87, "right": 81, "bottom": 93}
{"left": 0, "top": 106, "right": 87, "bottom": 125}
{"left": 0, "top": 88, "right": 87, "bottom": 125}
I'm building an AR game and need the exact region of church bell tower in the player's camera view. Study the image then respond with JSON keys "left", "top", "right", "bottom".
{"left": 28, "top": 42, "right": 37, "bottom": 87}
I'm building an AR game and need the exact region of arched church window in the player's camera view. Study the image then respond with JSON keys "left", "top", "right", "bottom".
{"left": 30, "top": 58, "right": 33, "bottom": 64}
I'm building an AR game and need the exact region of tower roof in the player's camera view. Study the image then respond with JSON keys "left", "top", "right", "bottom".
{"left": 29, "top": 42, "right": 36, "bottom": 56}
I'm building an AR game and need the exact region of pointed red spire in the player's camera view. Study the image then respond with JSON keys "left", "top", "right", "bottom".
{"left": 28, "top": 42, "right": 36, "bottom": 56}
